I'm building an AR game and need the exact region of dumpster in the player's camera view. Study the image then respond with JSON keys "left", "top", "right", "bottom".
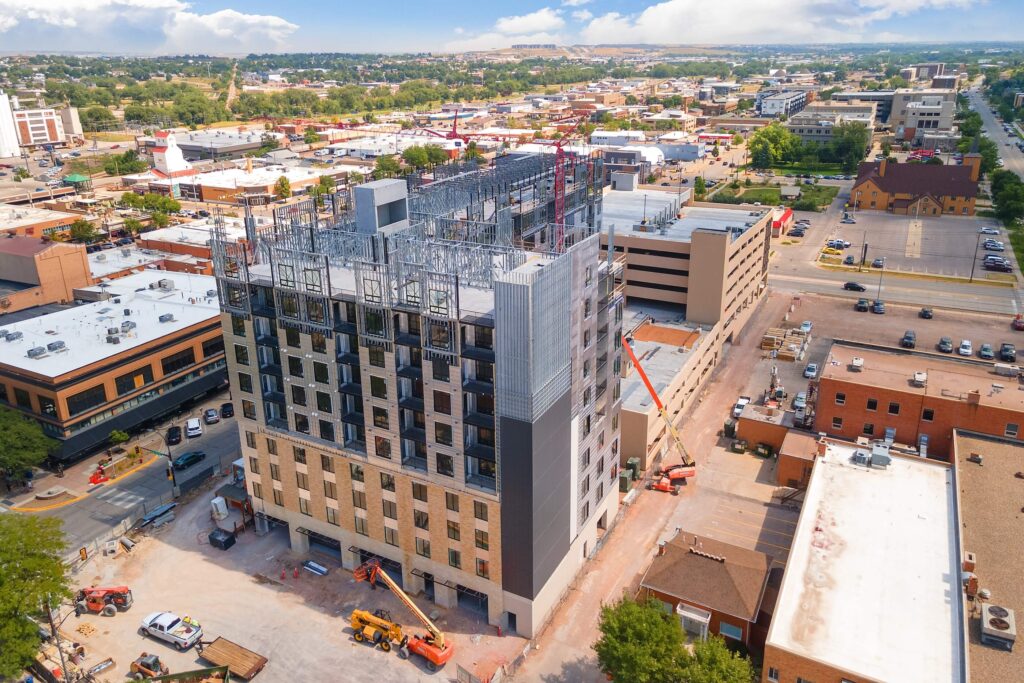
{"left": 724, "top": 419, "right": 736, "bottom": 438}
{"left": 626, "top": 457, "right": 641, "bottom": 479}
{"left": 755, "top": 442, "right": 775, "bottom": 458}
{"left": 731, "top": 439, "right": 748, "bottom": 454}
{"left": 618, "top": 471, "right": 632, "bottom": 493}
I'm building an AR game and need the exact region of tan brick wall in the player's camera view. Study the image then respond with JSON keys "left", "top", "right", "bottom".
{"left": 762, "top": 643, "right": 871, "bottom": 683}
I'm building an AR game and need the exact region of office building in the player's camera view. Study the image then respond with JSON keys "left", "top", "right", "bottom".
{"left": 832, "top": 90, "right": 897, "bottom": 122}
{"left": 891, "top": 89, "right": 957, "bottom": 145}
{"left": 0, "top": 203, "right": 80, "bottom": 237}
{"left": 852, "top": 155, "right": 980, "bottom": 216}
{"left": 138, "top": 130, "right": 280, "bottom": 160}
{"left": 814, "top": 340, "right": 1024, "bottom": 458}
{"left": 784, "top": 101, "right": 876, "bottom": 145}
{"left": 0, "top": 271, "right": 226, "bottom": 461}
{"left": 763, "top": 439, "right": 965, "bottom": 683}
{"left": 757, "top": 91, "right": 807, "bottom": 118}
{"left": 13, "top": 107, "right": 66, "bottom": 147}
{"left": 214, "top": 155, "right": 619, "bottom": 637}
{"left": 0, "top": 236, "right": 92, "bottom": 314}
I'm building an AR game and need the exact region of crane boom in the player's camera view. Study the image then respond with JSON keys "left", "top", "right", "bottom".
{"left": 621, "top": 334, "right": 695, "bottom": 469}
{"left": 355, "top": 560, "right": 445, "bottom": 649}
{"left": 553, "top": 116, "right": 588, "bottom": 251}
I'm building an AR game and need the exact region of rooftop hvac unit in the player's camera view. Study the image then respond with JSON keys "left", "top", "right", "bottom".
{"left": 46, "top": 340, "right": 66, "bottom": 352}
{"left": 5, "top": 331, "right": 22, "bottom": 342}
{"left": 123, "top": 308, "right": 131, "bottom": 316}
{"left": 159, "top": 313, "right": 175, "bottom": 323}
{"left": 850, "top": 357, "right": 864, "bottom": 371}
{"left": 159, "top": 279, "right": 174, "bottom": 291}
{"left": 121, "top": 249, "right": 130, "bottom": 256}
{"left": 107, "top": 335, "right": 121, "bottom": 345}
{"left": 148, "top": 282, "right": 159, "bottom": 289}
{"left": 27, "top": 346, "right": 46, "bottom": 358}
{"left": 206, "top": 289, "right": 217, "bottom": 298}
{"left": 981, "top": 604, "right": 1016, "bottom": 651}
{"left": 107, "top": 327, "right": 119, "bottom": 335}
{"left": 912, "top": 371, "right": 927, "bottom": 387}
{"left": 113, "top": 298, "right": 121, "bottom": 304}
{"left": 96, "top": 254, "right": 106, "bottom": 261}
{"left": 121, "top": 321, "right": 136, "bottom": 332}
{"left": 0, "top": 330, "right": 6, "bottom": 339}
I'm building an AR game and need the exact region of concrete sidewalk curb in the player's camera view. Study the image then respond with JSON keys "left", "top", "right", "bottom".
{"left": 9, "top": 455, "right": 162, "bottom": 513}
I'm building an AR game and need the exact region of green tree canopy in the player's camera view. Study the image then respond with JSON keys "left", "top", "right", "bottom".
{"left": 109, "top": 429, "right": 130, "bottom": 445}
{"left": 401, "top": 145, "right": 430, "bottom": 169}
{"left": 747, "top": 123, "right": 800, "bottom": 169}
{"left": 0, "top": 407, "right": 55, "bottom": 478}
{"left": 0, "top": 515, "right": 72, "bottom": 679}
{"left": 425, "top": 145, "right": 449, "bottom": 167}
{"left": 303, "top": 126, "right": 320, "bottom": 144}
{"left": 694, "top": 176, "right": 707, "bottom": 198}
{"left": 594, "top": 596, "right": 685, "bottom": 683}
{"left": 150, "top": 211, "right": 169, "bottom": 228}
{"left": 102, "top": 150, "right": 149, "bottom": 176}
{"left": 274, "top": 175, "right": 291, "bottom": 199}
{"left": 123, "top": 217, "right": 143, "bottom": 235}
{"left": 678, "top": 636, "right": 756, "bottom": 683}
{"left": 991, "top": 169, "right": 1024, "bottom": 224}
{"left": 68, "top": 218, "right": 99, "bottom": 243}
{"left": 373, "top": 155, "right": 401, "bottom": 179}
{"left": 79, "top": 106, "right": 117, "bottom": 132}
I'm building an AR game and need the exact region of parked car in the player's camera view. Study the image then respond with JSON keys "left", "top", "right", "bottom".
{"left": 173, "top": 450, "right": 207, "bottom": 470}
{"left": 843, "top": 255, "right": 856, "bottom": 265}
{"left": 843, "top": 282, "right": 866, "bottom": 291}
{"left": 166, "top": 425, "right": 182, "bottom": 446}
{"left": 139, "top": 612, "right": 203, "bottom": 651}
{"left": 197, "top": 210, "right": 210, "bottom": 218}
{"left": 979, "top": 343, "right": 995, "bottom": 360}
{"left": 115, "top": 237, "right": 133, "bottom": 246}
{"left": 919, "top": 307, "right": 933, "bottom": 319}
{"left": 787, "top": 229, "right": 805, "bottom": 237}
{"left": 985, "top": 262, "right": 1013, "bottom": 272}
{"left": 855, "top": 298, "right": 870, "bottom": 312}
{"left": 793, "top": 392, "right": 807, "bottom": 410}
{"left": 938, "top": 337, "right": 954, "bottom": 353}
{"left": 800, "top": 320, "right": 813, "bottom": 334}
{"left": 203, "top": 408, "right": 220, "bottom": 425}
{"left": 220, "top": 402, "right": 234, "bottom": 418}
{"left": 958, "top": 339, "right": 973, "bottom": 356}
{"left": 984, "top": 241, "right": 1005, "bottom": 252}
{"left": 872, "top": 300, "right": 886, "bottom": 314}
{"left": 1000, "top": 342, "right": 1017, "bottom": 362}
{"left": 803, "top": 363, "right": 818, "bottom": 379}
{"left": 900, "top": 330, "right": 917, "bottom": 348}
{"left": 871, "top": 257, "right": 886, "bottom": 268}
{"left": 732, "top": 396, "right": 751, "bottom": 418}
{"left": 979, "top": 226, "right": 1000, "bottom": 235}
{"left": 185, "top": 418, "right": 203, "bottom": 438}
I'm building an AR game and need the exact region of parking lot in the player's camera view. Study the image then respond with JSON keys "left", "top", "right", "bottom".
{"left": 822, "top": 211, "right": 1014, "bottom": 279}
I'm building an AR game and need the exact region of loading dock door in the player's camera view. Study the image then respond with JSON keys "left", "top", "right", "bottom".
{"left": 456, "top": 584, "right": 488, "bottom": 617}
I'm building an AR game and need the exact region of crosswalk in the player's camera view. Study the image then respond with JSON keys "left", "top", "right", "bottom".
{"left": 95, "top": 487, "right": 145, "bottom": 510}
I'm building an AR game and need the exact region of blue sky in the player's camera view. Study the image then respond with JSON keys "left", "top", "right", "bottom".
{"left": 0, "top": 0, "right": 1020, "bottom": 55}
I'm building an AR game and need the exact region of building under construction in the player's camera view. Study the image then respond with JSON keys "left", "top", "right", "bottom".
{"left": 212, "top": 154, "right": 621, "bottom": 636}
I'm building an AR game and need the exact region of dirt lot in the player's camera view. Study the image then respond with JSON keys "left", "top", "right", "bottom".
{"left": 59, "top": 483, "right": 524, "bottom": 683}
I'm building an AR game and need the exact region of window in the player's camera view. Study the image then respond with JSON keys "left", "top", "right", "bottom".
{"left": 414, "top": 510, "right": 429, "bottom": 530}
{"left": 266, "top": 438, "right": 277, "bottom": 455}
{"left": 436, "top": 453, "right": 454, "bottom": 477}
{"left": 476, "top": 558, "right": 490, "bottom": 579}
{"left": 448, "top": 549, "right": 461, "bottom": 569}
{"left": 161, "top": 348, "right": 196, "bottom": 375}
{"left": 288, "top": 357, "right": 304, "bottom": 378}
{"left": 202, "top": 337, "right": 224, "bottom": 358}
{"left": 296, "top": 472, "right": 309, "bottom": 490}
{"left": 447, "top": 520, "right": 460, "bottom": 541}
{"left": 311, "top": 332, "right": 326, "bottom": 354}
{"left": 369, "top": 348, "right": 385, "bottom": 367}
{"left": 231, "top": 315, "right": 246, "bottom": 336}
{"left": 475, "top": 529, "right": 489, "bottom": 550}
{"left": 66, "top": 385, "right": 106, "bottom": 417}
{"left": 352, "top": 490, "right": 367, "bottom": 509}
{"left": 298, "top": 498, "right": 311, "bottom": 516}
{"left": 433, "top": 391, "right": 452, "bottom": 415}
{"left": 375, "top": 436, "right": 392, "bottom": 459}
{"left": 767, "top": 667, "right": 779, "bottom": 683}
{"left": 273, "top": 489, "right": 283, "bottom": 506}
{"left": 718, "top": 622, "right": 742, "bottom": 641}
{"left": 249, "top": 457, "right": 260, "bottom": 474}
{"left": 294, "top": 413, "right": 310, "bottom": 434}
{"left": 324, "top": 481, "right": 337, "bottom": 500}
{"left": 270, "top": 464, "right": 280, "bottom": 481}
{"left": 13, "top": 387, "right": 31, "bottom": 410}
{"left": 38, "top": 396, "right": 55, "bottom": 417}
{"left": 435, "top": 422, "right": 453, "bottom": 446}
{"left": 475, "top": 326, "right": 493, "bottom": 350}
{"left": 321, "top": 454, "right": 334, "bottom": 473}
{"left": 922, "top": 408, "right": 934, "bottom": 422}
{"left": 319, "top": 420, "right": 334, "bottom": 442}
{"left": 796, "top": 678, "right": 814, "bottom": 683}
{"left": 242, "top": 399, "right": 256, "bottom": 419}
{"left": 1006, "top": 423, "right": 1019, "bottom": 438}
{"left": 866, "top": 398, "right": 878, "bottom": 411}
{"left": 370, "top": 376, "right": 388, "bottom": 399}
{"left": 350, "top": 462, "right": 364, "bottom": 482}
{"left": 245, "top": 431, "right": 256, "bottom": 448}
{"left": 326, "top": 507, "right": 339, "bottom": 526}
{"left": 888, "top": 402, "right": 900, "bottom": 415}
{"left": 446, "top": 492, "right": 459, "bottom": 512}
{"left": 432, "top": 358, "right": 450, "bottom": 382}
{"left": 380, "top": 472, "right": 395, "bottom": 492}
{"left": 252, "top": 482, "right": 263, "bottom": 500}
{"left": 412, "top": 482, "right": 428, "bottom": 502}
{"left": 834, "top": 392, "right": 846, "bottom": 406}
{"left": 317, "top": 391, "right": 333, "bottom": 413}
{"left": 373, "top": 408, "right": 389, "bottom": 430}
{"left": 416, "top": 537, "right": 431, "bottom": 558}
{"left": 313, "top": 361, "right": 329, "bottom": 384}
{"left": 354, "top": 515, "right": 368, "bottom": 536}
{"left": 291, "top": 385, "right": 307, "bottom": 406}
{"left": 863, "top": 423, "right": 874, "bottom": 436}
{"left": 474, "top": 500, "right": 488, "bottom": 521}
{"left": 383, "top": 500, "right": 398, "bottom": 519}
{"left": 115, "top": 366, "right": 154, "bottom": 395}
{"left": 238, "top": 372, "right": 253, "bottom": 394}
{"left": 285, "top": 327, "right": 301, "bottom": 348}
{"left": 384, "top": 526, "right": 399, "bottom": 547}
{"left": 832, "top": 417, "right": 843, "bottom": 430}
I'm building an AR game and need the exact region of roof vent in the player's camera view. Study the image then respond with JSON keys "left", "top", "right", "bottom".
{"left": 46, "top": 340, "right": 66, "bottom": 352}
{"left": 96, "top": 254, "right": 106, "bottom": 261}
{"left": 850, "top": 357, "right": 864, "bottom": 371}
{"left": 5, "top": 331, "right": 22, "bottom": 342}
{"left": 124, "top": 308, "right": 131, "bottom": 316}
{"left": 107, "top": 327, "right": 119, "bottom": 335}
{"left": 27, "top": 346, "right": 46, "bottom": 358}
{"left": 912, "top": 371, "right": 927, "bottom": 387}
{"left": 107, "top": 335, "right": 121, "bottom": 345}
{"left": 206, "top": 289, "right": 217, "bottom": 298}
{"left": 121, "top": 321, "right": 136, "bottom": 332}
{"left": 159, "top": 313, "right": 176, "bottom": 323}
{"left": 159, "top": 279, "right": 174, "bottom": 291}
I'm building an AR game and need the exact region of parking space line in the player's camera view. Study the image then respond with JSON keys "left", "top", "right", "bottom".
{"left": 906, "top": 219, "right": 922, "bottom": 258}
{"left": 704, "top": 525, "right": 793, "bottom": 554}
{"left": 710, "top": 511, "right": 795, "bottom": 537}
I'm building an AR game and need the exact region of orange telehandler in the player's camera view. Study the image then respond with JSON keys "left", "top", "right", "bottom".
{"left": 73, "top": 586, "right": 134, "bottom": 617}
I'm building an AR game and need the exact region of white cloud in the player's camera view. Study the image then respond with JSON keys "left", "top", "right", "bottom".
{"left": 579, "top": 0, "right": 977, "bottom": 44}
{"left": 572, "top": 9, "right": 593, "bottom": 22}
{"left": 562, "top": 0, "right": 592, "bottom": 6}
{"left": 494, "top": 7, "right": 565, "bottom": 35}
{"left": 0, "top": 0, "right": 297, "bottom": 52}
{"left": 453, "top": 26, "right": 465, "bottom": 35}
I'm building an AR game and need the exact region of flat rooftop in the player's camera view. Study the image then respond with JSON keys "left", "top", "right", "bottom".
{"left": 159, "top": 164, "right": 325, "bottom": 190}
{"left": 620, "top": 304, "right": 706, "bottom": 412}
{"left": 820, "top": 342, "right": 1024, "bottom": 413}
{"left": 0, "top": 202, "right": 78, "bottom": 230}
{"left": 140, "top": 216, "right": 258, "bottom": 247}
{"left": 602, "top": 189, "right": 766, "bottom": 243}
{"left": 150, "top": 130, "right": 269, "bottom": 149}
{"left": 0, "top": 271, "right": 219, "bottom": 379}
{"left": 952, "top": 431, "right": 1024, "bottom": 682}
{"left": 767, "top": 441, "right": 964, "bottom": 682}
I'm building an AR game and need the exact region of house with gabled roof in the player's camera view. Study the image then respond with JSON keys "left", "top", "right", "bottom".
{"left": 851, "top": 154, "right": 980, "bottom": 216}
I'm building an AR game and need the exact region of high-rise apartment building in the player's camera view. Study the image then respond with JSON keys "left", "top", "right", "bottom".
{"left": 213, "top": 156, "right": 620, "bottom": 636}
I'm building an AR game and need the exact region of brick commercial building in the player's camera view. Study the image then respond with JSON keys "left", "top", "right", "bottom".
{"left": 0, "top": 271, "right": 226, "bottom": 461}
{"left": 851, "top": 155, "right": 980, "bottom": 216}
{"left": 814, "top": 341, "right": 1024, "bottom": 459}
{"left": 214, "top": 156, "right": 618, "bottom": 637}
{"left": 0, "top": 236, "right": 92, "bottom": 314}
{"left": 784, "top": 101, "right": 877, "bottom": 146}
{"left": 0, "top": 203, "right": 80, "bottom": 237}
{"left": 763, "top": 439, "right": 966, "bottom": 683}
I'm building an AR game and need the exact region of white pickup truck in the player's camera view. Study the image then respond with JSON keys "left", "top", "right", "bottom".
{"left": 732, "top": 396, "right": 751, "bottom": 418}
{"left": 139, "top": 612, "right": 203, "bottom": 651}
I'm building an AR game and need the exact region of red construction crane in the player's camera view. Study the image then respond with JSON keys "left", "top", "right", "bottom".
{"left": 425, "top": 110, "right": 467, "bottom": 142}
{"left": 553, "top": 115, "right": 588, "bottom": 251}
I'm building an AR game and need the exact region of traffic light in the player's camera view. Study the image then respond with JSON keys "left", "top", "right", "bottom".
{"left": 134, "top": 445, "right": 141, "bottom": 456}
{"left": 166, "top": 466, "right": 173, "bottom": 481}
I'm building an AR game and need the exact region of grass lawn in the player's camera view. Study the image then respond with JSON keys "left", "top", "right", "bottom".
{"left": 767, "top": 163, "right": 844, "bottom": 176}
{"left": 796, "top": 184, "right": 840, "bottom": 206}
{"left": 84, "top": 132, "right": 136, "bottom": 142}
{"left": 737, "top": 187, "right": 781, "bottom": 203}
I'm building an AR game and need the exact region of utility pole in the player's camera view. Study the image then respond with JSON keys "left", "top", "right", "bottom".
{"left": 45, "top": 599, "right": 71, "bottom": 683}
{"left": 969, "top": 232, "right": 983, "bottom": 283}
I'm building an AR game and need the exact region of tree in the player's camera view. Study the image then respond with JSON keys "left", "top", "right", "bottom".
{"left": 274, "top": 175, "right": 291, "bottom": 199}
{"left": 646, "top": 173, "right": 657, "bottom": 184}
{"left": 318, "top": 175, "right": 335, "bottom": 194}
{"left": 123, "top": 217, "right": 143, "bottom": 235}
{"left": 712, "top": 143, "right": 720, "bottom": 157}
{"left": 68, "top": 218, "right": 99, "bottom": 243}
{"left": 594, "top": 596, "right": 684, "bottom": 683}
{"left": 12, "top": 167, "right": 29, "bottom": 181}
{"left": 991, "top": 169, "right": 1024, "bottom": 224}
{"left": 881, "top": 141, "right": 892, "bottom": 157}
{"left": 0, "top": 407, "right": 55, "bottom": 480}
{"left": 731, "top": 133, "right": 743, "bottom": 146}
{"left": 402, "top": 145, "right": 429, "bottom": 169}
{"left": 464, "top": 140, "right": 484, "bottom": 162}
{"left": 694, "top": 176, "right": 707, "bottom": 199}
{"left": 79, "top": 105, "right": 117, "bottom": 132}
{"left": 747, "top": 123, "right": 800, "bottom": 169}
{"left": 677, "top": 636, "right": 755, "bottom": 683}
{"left": 373, "top": 155, "right": 401, "bottom": 179}
{"left": 102, "top": 150, "right": 148, "bottom": 176}
{"left": 303, "top": 126, "right": 320, "bottom": 144}
{"left": 828, "top": 122, "right": 871, "bottom": 174}
{"left": 108, "top": 429, "right": 130, "bottom": 446}
{"left": 257, "top": 134, "right": 280, "bottom": 156}
{"left": 150, "top": 211, "right": 169, "bottom": 228}
{"left": 425, "top": 145, "right": 448, "bottom": 167}
{"left": 0, "top": 515, "right": 72, "bottom": 679}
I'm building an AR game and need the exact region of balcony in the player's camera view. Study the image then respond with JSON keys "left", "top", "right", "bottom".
{"left": 399, "top": 395, "right": 425, "bottom": 412}
{"left": 339, "top": 380, "right": 363, "bottom": 395}
{"left": 464, "top": 411, "right": 495, "bottom": 430}
{"left": 465, "top": 442, "right": 495, "bottom": 461}
{"left": 255, "top": 333, "right": 279, "bottom": 348}
{"left": 266, "top": 416, "right": 288, "bottom": 430}
{"left": 262, "top": 388, "right": 286, "bottom": 404}
{"left": 395, "top": 331, "right": 421, "bottom": 347}
{"left": 396, "top": 364, "right": 423, "bottom": 380}
{"left": 251, "top": 301, "right": 276, "bottom": 318}
{"left": 462, "top": 377, "right": 494, "bottom": 396}
{"left": 337, "top": 350, "right": 360, "bottom": 365}
{"left": 335, "top": 319, "right": 357, "bottom": 334}
{"left": 400, "top": 425, "right": 427, "bottom": 443}
{"left": 461, "top": 345, "right": 495, "bottom": 363}
{"left": 466, "top": 472, "right": 497, "bottom": 492}
{"left": 401, "top": 454, "right": 428, "bottom": 473}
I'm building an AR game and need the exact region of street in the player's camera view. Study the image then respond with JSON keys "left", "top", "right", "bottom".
{"left": 966, "top": 87, "right": 1024, "bottom": 178}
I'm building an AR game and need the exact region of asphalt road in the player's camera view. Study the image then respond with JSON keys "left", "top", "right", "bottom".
{"left": 966, "top": 87, "right": 1024, "bottom": 178}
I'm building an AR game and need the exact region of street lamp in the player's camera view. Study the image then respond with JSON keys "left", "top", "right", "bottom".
{"left": 876, "top": 261, "right": 885, "bottom": 301}
{"left": 969, "top": 231, "right": 984, "bottom": 283}
{"left": 145, "top": 428, "right": 177, "bottom": 488}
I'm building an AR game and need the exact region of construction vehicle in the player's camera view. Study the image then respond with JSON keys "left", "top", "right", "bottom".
{"left": 348, "top": 607, "right": 404, "bottom": 653}
{"left": 74, "top": 586, "right": 134, "bottom": 617}
{"left": 621, "top": 334, "right": 696, "bottom": 485}
{"left": 352, "top": 559, "right": 455, "bottom": 672}
{"left": 129, "top": 652, "right": 168, "bottom": 680}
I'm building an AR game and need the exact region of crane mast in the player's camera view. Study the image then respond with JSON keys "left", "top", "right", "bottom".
{"left": 552, "top": 116, "right": 587, "bottom": 251}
